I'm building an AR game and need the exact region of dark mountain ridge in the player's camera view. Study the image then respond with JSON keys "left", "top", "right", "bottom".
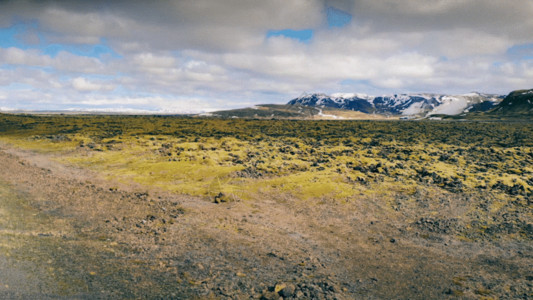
{"left": 490, "top": 89, "right": 533, "bottom": 115}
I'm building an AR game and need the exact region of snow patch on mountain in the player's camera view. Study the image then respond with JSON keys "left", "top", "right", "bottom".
{"left": 331, "top": 93, "right": 373, "bottom": 100}
{"left": 402, "top": 102, "right": 426, "bottom": 115}
{"left": 429, "top": 96, "right": 469, "bottom": 115}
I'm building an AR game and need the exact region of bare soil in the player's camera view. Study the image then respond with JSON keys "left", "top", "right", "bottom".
{"left": 0, "top": 144, "right": 531, "bottom": 299}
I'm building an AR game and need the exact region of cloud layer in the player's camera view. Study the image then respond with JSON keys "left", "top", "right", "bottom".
{"left": 1, "top": 0, "right": 532, "bottom": 112}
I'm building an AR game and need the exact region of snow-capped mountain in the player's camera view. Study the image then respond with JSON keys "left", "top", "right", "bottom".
{"left": 287, "top": 92, "right": 504, "bottom": 117}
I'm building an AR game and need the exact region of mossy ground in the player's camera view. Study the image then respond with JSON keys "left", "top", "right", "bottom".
{"left": 1, "top": 114, "right": 531, "bottom": 241}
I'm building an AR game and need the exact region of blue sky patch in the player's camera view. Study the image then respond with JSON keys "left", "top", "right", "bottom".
{"left": 327, "top": 7, "right": 352, "bottom": 28}
{"left": 43, "top": 41, "right": 121, "bottom": 59}
{"left": 266, "top": 29, "right": 313, "bottom": 43}
{"left": 507, "top": 43, "right": 533, "bottom": 60}
{"left": 340, "top": 79, "right": 373, "bottom": 86}
{"left": 0, "top": 23, "right": 32, "bottom": 49}
{"left": 340, "top": 79, "right": 358, "bottom": 86}
{"left": 4, "top": 82, "right": 34, "bottom": 90}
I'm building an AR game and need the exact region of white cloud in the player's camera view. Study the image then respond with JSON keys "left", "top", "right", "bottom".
{"left": 418, "top": 30, "right": 511, "bottom": 58}
{"left": 1, "top": 47, "right": 51, "bottom": 66}
{"left": 2, "top": 0, "right": 324, "bottom": 53}
{"left": 71, "top": 77, "right": 115, "bottom": 92}
{"left": 0, "top": 48, "right": 108, "bottom": 74}
{"left": 132, "top": 53, "right": 176, "bottom": 68}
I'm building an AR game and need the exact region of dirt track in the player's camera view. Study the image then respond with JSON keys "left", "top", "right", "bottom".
{"left": 0, "top": 144, "right": 531, "bottom": 299}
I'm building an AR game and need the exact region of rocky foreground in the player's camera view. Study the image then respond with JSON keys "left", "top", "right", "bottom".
{"left": 0, "top": 145, "right": 531, "bottom": 299}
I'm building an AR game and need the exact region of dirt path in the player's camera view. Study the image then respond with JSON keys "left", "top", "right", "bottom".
{"left": 0, "top": 144, "right": 531, "bottom": 299}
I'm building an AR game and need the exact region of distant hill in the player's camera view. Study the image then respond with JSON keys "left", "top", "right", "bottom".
{"left": 202, "top": 104, "right": 393, "bottom": 120}
{"left": 490, "top": 89, "right": 533, "bottom": 115}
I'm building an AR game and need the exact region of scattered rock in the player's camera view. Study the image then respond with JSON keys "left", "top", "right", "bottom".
{"left": 414, "top": 217, "right": 462, "bottom": 234}
{"left": 279, "top": 283, "right": 295, "bottom": 298}
{"left": 213, "top": 192, "right": 231, "bottom": 203}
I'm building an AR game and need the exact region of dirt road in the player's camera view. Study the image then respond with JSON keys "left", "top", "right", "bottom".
{"left": 0, "top": 144, "right": 531, "bottom": 299}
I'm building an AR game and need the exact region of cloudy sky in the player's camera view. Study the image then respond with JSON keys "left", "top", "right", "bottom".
{"left": 1, "top": 0, "right": 532, "bottom": 112}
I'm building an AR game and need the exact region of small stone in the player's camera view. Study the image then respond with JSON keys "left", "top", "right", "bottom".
{"left": 236, "top": 272, "right": 246, "bottom": 277}
{"left": 327, "top": 283, "right": 337, "bottom": 292}
{"left": 214, "top": 192, "right": 231, "bottom": 203}
{"left": 279, "top": 283, "right": 296, "bottom": 298}
{"left": 274, "top": 283, "right": 286, "bottom": 293}
{"left": 390, "top": 238, "right": 396, "bottom": 243}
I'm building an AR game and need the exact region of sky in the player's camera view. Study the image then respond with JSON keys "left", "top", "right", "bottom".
{"left": 0, "top": 0, "right": 532, "bottom": 113}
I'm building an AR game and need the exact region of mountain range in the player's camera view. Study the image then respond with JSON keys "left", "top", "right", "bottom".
{"left": 287, "top": 92, "right": 504, "bottom": 117}
{"left": 206, "top": 89, "right": 532, "bottom": 120}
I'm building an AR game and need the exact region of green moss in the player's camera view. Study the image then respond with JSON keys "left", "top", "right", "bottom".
{"left": 1, "top": 113, "right": 532, "bottom": 210}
